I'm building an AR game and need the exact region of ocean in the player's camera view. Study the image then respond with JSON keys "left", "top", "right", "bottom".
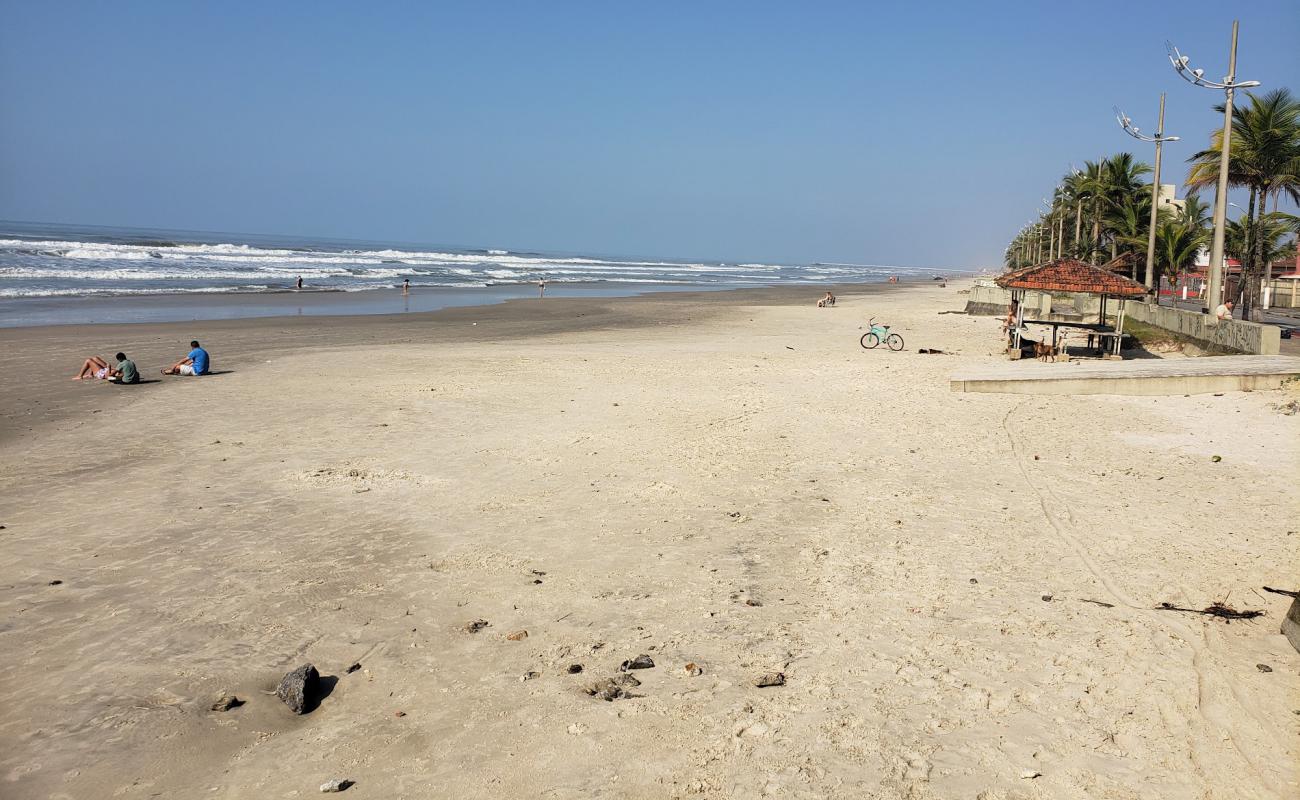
{"left": 0, "top": 221, "right": 957, "bottom": 326}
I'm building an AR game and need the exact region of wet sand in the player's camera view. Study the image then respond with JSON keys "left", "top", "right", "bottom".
{"left": 1, "top": 280, "right": 1296, "bottom": 799}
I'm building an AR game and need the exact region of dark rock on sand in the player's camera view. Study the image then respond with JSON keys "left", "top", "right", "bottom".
{"left": 754, "top": 672, "right": 786, "bottom": 688}
{"left": 462, "top": 619, "right": 490, "bottom": 633}
{"left": 277, "top": 664, "right": 320, "bottom": 714}
{"left": 583, "top": 674, "right": 640, "bottom": 701}
{"left": 1257, "top": 663, "right": 1273, "bottom": 673}
{"left": 567, "top": 664, "right": 584, "bottom": 674}
{"left": 619, "top": 654, "right": 655, "bottom": 671}
{"left": 345, "top": 662, "right": 362, "bottom": 674}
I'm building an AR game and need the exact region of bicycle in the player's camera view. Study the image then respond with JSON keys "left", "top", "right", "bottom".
{"left": 859, "top": 317, "right": 904, "bottom": 351}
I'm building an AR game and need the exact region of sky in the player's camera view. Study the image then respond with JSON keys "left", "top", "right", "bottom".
{"left": 1, "top": 1, "right": 1297, "bottom": 268}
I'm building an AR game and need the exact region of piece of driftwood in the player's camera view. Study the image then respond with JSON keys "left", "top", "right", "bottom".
{"left": 1156, "top": 602, "right": 1263, "bottom": 621}
{"left": 1080, "top": 598, "right": 1115, "bottom": 608}
{"left": 1262, "top": 586, "right": 1299, "bottom": 599}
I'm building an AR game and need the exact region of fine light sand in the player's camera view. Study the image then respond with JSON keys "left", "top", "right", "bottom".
{"left": 1, "top": 281, "right": 1297, "bottom": 799}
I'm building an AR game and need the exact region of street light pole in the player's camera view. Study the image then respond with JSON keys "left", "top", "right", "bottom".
{"left": 1206, "top": 23, "right": 1239, "bottom": 318}
{"left": 1115, "top": 98, "right": 1179, "bottom": 300}
{"left": 1168, "top": 21, "right": 1260, "bottom": 320}
{"left": 1146, "top": 95, "right": 1167, "bottom": 294}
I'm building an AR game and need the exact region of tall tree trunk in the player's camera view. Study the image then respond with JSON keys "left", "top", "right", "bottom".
{"left": 1241, "top": 185, "right": 1259, "bottom": 320}
{"left": 1074, "top": 202, "right": 1082, "bottom": 257}
{"left": 1250, "top": 184, "right": 1270, "bottom": 321}
{"left": 1091, "top": 201, "right": 1102, "bottom": 265}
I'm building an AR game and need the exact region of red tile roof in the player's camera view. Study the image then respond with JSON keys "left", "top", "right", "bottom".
{"left": 1100, "top": 251, "right": 1140, "bottom": 274}
{"left": 996, "top": 258, "right": 1149, "bottom": 297}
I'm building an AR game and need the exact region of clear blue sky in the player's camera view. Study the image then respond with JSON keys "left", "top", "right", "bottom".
{"left": 2, "top": 1, "right": 1296, "bottom": 267}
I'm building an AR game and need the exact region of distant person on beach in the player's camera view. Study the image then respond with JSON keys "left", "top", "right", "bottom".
{"left": 1215, "top": 300, "right": 1234, "bottom": 321}
{"left": 538, "top": 279, "right": 547, "bottom": 298}
{"left": 402, "top": 278, "right": 410, "bottom": 294}
{"left": 162, "top": 340, "right": 210, "bottom": 376}
{"left": 817, "top": 291, "right": 835, "bottom": 307}
{"left": 73, "top": 352, "right": 137, "bottom": 383}
{"left": 296, "top": 276, "right": 304, "bottom": 290}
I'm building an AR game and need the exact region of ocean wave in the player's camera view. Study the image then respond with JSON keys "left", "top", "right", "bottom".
{"left": 0, "top": 237, "right": 771, "bottom": 272}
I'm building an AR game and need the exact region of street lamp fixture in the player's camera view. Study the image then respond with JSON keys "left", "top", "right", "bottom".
{"left": 1166, "top": 21, "right": 1260, "bottom": 320}
{"left": 1166, "top": 43, "right": 1260, "bottom": 90}
{"left": 1114, "top": 107, "right": 1180, "bottom": 144}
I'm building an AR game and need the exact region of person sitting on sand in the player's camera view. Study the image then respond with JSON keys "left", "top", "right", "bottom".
{"left": 74, "top": 355, "right": 114, "bottom": 381}
{"left": 74, "top": 352, "right": 138, "bottom": 383}
{"left": 112, "top": 352, "right": 139, "bottom": 384}
{"left": 817, "top": 291, "right": 836, "bottom": 307}
{"left": 162, "top": 340, "right": 210, "bottom": 376}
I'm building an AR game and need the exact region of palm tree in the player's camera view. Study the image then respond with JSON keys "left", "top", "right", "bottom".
{"left": 1153, "top": 219, "right": 1210, "bottom": 305}
{"left": 1060, "top": 169, "right": 1088, "bottom": 257}
{"left": 1226, "top": 211, "right": 1300, "bottom": 299}
{"left": 1179, "top": 192, "right": 1211, "bottom": 228}
{"left": 1187, "top": 88, "right": 1300, "bottom": 319}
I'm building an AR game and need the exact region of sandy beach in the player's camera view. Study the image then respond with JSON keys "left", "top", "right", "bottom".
{"left": 1, "top": 280, "right": 1297, "bottom": 799}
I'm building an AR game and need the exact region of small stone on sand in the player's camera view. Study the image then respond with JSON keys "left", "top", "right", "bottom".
{"left": 1256, "top": 663, "right": 1273, "bottom": 673}
{"left": 685, "top": 662, "right": 703, "bottom": 677}
{"left": 754, "top": 672, "right": 785, "bottom": 688}
{"left": 210, "top": 693, "right": 243, "bottom": 712}
{"left": 462, "top": 619, "right": 489, "bottom": 633}
{"left": 320, "top": 778, "right": 353, "bottom": 792}
{"left": 567, "top": 664, "right": 584, "bottom": 674}
{"left": 583, "top": 674, "right": 640, "bottom": 701}
{"left": 619, "top": 654, "right": 654, "bottom": 671}
{"left": 506, "top": 629, "right": 528, "bottom": 641}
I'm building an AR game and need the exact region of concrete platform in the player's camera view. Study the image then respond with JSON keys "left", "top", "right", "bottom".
{"left": 949, "top": 355, "right": 1300, "bottom": 396}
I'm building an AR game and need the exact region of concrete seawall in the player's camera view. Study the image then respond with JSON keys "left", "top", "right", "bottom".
{"left": 1122, "top": 302, "right": 1280, "bottom": 356}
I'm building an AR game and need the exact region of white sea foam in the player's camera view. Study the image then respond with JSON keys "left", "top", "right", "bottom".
{"left": 0, "top": 230, "right": 948, "bottom": 301}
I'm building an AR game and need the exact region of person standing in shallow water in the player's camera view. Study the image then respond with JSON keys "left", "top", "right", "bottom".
{"left": 402, "top": 278, "right": 410, "bottom": 295}
{"left": 296, "top": 276, "right": 304, "bottom": 290}
{"left": 538, "top": 279, "right": 546, "bottom": 298}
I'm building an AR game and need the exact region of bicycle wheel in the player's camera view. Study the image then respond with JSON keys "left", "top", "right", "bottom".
{"left": 886, "top": 333, "right": 904, "bottom": 351}
{"left": 860, "top": 332, "right": 880, "bottom": 349}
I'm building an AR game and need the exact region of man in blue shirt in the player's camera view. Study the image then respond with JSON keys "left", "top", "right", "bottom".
{"left": 163, "top": 340, "right": 211, "bottom": 376}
